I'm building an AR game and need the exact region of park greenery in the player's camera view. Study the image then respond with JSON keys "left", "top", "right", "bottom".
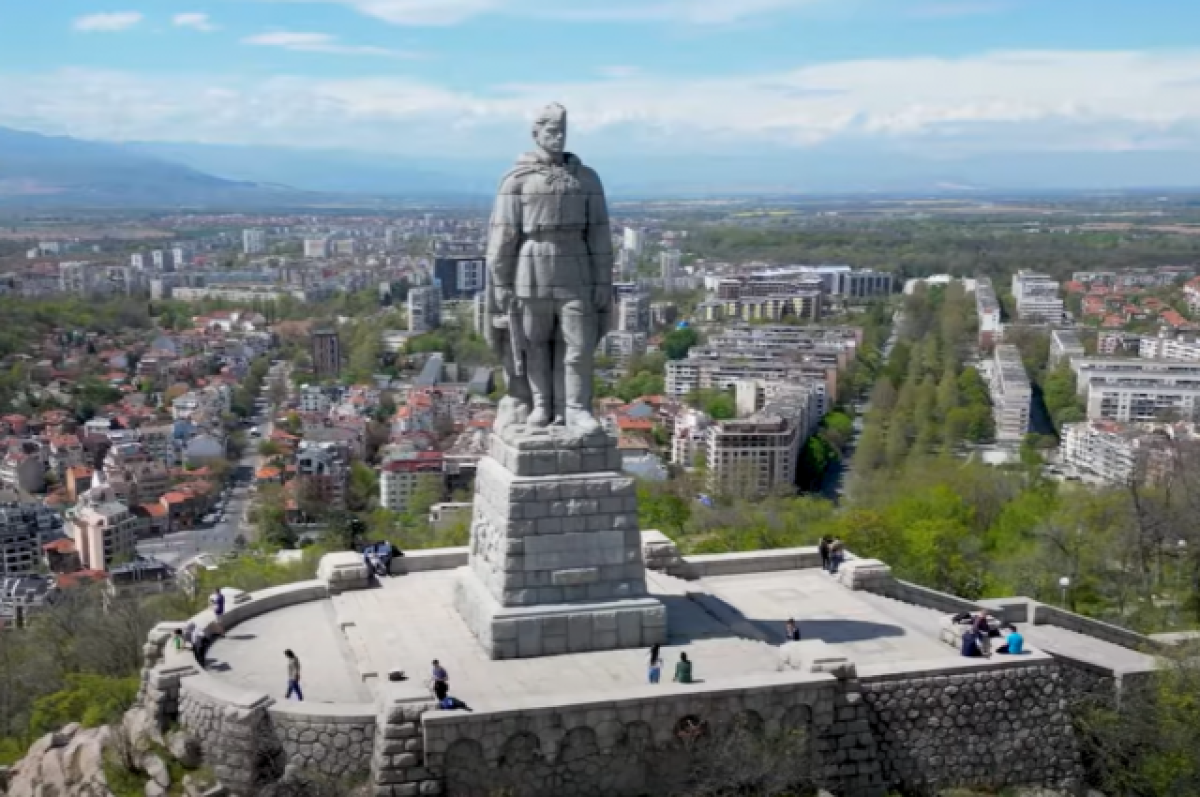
{"left": 688, "top": 220, "right": 1200, "bottom": 284}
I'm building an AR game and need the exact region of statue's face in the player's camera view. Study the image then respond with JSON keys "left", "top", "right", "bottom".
{"left": 534, "top": 120, "right": 566, "bottom": 155}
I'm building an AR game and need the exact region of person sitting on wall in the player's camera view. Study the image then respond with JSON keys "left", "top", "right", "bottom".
{"left": 438, "top": 694, "right": 473, "bottom": 712}
{"left": 674, "top": 652, "right": 694, "bottom": 683}
{"left": 960, "top": 626, "right": 985, "bottom": 658}
{"left": 997, "top": 623, "right": 1026, "bottom": 655}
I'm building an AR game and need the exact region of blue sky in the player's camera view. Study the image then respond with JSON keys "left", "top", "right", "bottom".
{"left": 3, "top": 0, "right": 1200, "bottom": 177}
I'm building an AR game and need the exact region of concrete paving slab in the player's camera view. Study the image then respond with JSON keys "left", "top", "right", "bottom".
{"left": 203, "top": 566, "right": 1159, "bottom": 712}
{"left": 205, "top": 600, "right": 371, "bottom": 704}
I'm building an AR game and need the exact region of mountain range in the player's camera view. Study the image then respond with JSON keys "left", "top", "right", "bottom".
{"left": 6, "top": 124, "right": 1200, "bottom": 208}
{"left": 0, "top": 126, "right": 311, "bottom": 208}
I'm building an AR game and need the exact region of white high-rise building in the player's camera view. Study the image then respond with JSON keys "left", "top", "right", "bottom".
{"left": 623, "top": 227, "right": 644, "bottom": 255}
{"left": 304, "top": 238, "right": 329, "bottom": 259}
{"left": 991, "top": 345, "right": 1032, "bottom": 442}
{"left": 243, "top": 229, "right": 267, "bottom": 255}
{"left": 1012, "top": 270, "right": 1064, "bottom": 324}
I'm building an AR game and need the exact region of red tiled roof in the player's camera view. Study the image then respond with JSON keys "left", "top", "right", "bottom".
{"left": 43, "top": 538, "right": 77, "bottom": 554}
{"left": 56, "top": 570, "right": 106, "bottom": 588}
{"left": 140, "top": 502, "right": 168, "bottom": 518}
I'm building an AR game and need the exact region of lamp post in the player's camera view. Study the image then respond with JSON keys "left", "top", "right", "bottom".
{"left": 1059, "top": 576, "right": 1071, "bottom": 608}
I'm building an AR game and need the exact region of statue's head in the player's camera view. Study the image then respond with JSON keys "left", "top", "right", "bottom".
{"left": 531, "top": 103, "right": 567, "bottom": 156}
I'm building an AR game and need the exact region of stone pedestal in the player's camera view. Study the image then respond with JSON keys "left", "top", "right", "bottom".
{"left": 454, "top": 426, "right": 666, "bottom": 659}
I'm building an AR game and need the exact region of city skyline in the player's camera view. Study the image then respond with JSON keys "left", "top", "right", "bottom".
{"left": 4, "top": 1, "right": 1200, "bottom": 190}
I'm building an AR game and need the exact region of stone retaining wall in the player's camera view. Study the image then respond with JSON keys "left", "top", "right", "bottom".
{"left": 858, "top": 656, "right": 1082, "bottom": 795}
{"left": 419, "top": 674, "right": 862, "bottom": 797}
{"left": 177, "top": 677, "right": 273, "bottom": 795}
{"left": 372, "top": 691, "right": 443, "bottom": 797}
{"left": 267, "top": 704, "right": 376, "bottom": 781}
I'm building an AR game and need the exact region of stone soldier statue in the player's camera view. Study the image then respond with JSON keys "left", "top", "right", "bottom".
{"left": 484, "top": 102, "right": 614, "bottom": 434}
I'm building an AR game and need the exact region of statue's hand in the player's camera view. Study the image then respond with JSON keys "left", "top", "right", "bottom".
{"left": 494, "top": 286, "right": 513, "bottom": 313}
{"left": 593, "top": 285, "right": 612, "bottom": 311}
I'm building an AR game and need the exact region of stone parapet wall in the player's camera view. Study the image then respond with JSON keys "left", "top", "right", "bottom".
{"left": 864, "top": 576, "right": 994, "bottom": 617}
{"left": 419, "top": 674, "right": 858, "bottom": 797}
{"left": 267, "top": 703, "right": 376, "bottom": 781}
{"left": 372, "top": 690, "right": 443, "bottom": 797}
{"left": 1033, "top": 603, "right": 1160, "bottom": 652}
{"left": 858, "top": 655, "right": 1082, "bottom": 795}
{"left": 685, "top": 547, "right": 822, "bottom": 577}
{"left": 392, "top": 548, "right": 469, "bottom": 575}
{"left": 178, "top": 676, "right": 273, "bottom": 795}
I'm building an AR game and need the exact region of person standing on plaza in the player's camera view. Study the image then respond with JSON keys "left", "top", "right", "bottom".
{"left": 649, "top": 644, "right": 663, "bottom": 684}
{"left": 818, "top": 536, "right": 832, "bottom": 572}
{"left": 209, "top": 588, "right": 226, "bottom": 635}
{"left": 285, "top": 650, "right": 304, "bottom": 701}
{"left": 191, "top": 625, "right": 208, "bottom": 669}
{"left": 829, "top": 538, "right": 846, "bottom": 575}
{"left": 431, "top": 659, "right": 449, "bottom": 694}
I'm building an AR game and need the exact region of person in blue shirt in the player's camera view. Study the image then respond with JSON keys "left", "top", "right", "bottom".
{"left": 998, "top": 624, "right": 1025, "bottom": 655}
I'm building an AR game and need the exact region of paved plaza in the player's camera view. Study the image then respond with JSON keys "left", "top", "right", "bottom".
{"left": 207, "top": 568, "right": 968, "bottom": 709}
{"left": 205, "top": 599, "right": 372, "bottom": 704}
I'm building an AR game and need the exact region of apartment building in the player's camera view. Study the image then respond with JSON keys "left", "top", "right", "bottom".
{"left": 704, "top": 413, "right": 803, "bottom": 498}
{"left": 172, "top": 286, "right": 314, "bottom": 303}
{"left": 1139, "top": 335, "right": 1200, "bottom": 362}
{"left": 1049, "top": 329, "right": 1086, "bottom": 368}
{"left": 1012, "top": 271, "right": 1065, "bottom": 323}
{"left": 380, "top": 452, "right": 444, "bottom": 513}
{"left": 408, "top": 286, "right": 443, "bottom": 333}
{"left": 616, "top": 288, "right": 651, "bottom": 334}
{"left": 991, "top": 345, "right": 1032, "bottom": 442}
{"left": 243, "top": 229, "right": 267, "bottom": 255}
{"left": 67, "top": 487, "right": 137, "bottom": 571}
{"left": 667, "top": 358, "right": 834, "bottom": 414}
{"left": 311, "top": 329, "right": 342, "bottom": 379}
{"left": 600, "top": 331, "right": 648, "bottom": 365}
{"left": 295, "top": 444, "right": 350, "bottom": 511}
{"left": 975, "top": 277, "right": 1002, "bottom": 350}
{"left": 1061, "top": 420, "right": 1194, "bottom": 484}
{"left": 0, "top": 504, "right": 57, "bottom": 577}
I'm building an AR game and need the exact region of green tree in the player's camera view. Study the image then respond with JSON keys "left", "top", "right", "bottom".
{"left": 662, "top": 326, "right": 699, "bottom": 360}
{"left": 638, "top": 484, "right": 692, "bottom": 537}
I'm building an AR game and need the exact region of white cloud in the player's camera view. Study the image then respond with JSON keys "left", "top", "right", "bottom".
{"left": 241, "top": 31, "right": 417, "bottom": 57}
{"left": 72, "top": 12, "right": 143, "bottom": 32}
{"left": 5, "top": 50, "right": 1200, "bottom": 157}
{"left": 173, "top": 13, "right": 218, "bottom": 32}
{"left": 281, "top": 0, "right": 500, "bottom": 26}
{"left": 287, "top": 0, "right": 820, "bottom": 26}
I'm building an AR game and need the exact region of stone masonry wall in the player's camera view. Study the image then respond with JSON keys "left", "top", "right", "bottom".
{"left": 178, "top": 682, "right": 273, "bottom": 795}
{"left": 860, "top": 659, "right": 1083, "bottom": 795}
{"left": 420, "top": 677, "right": 846, "bottom": 797}
{"left": 372, "top": 698, "right": 443, "bottom": 797}
{"left": 468, "top": 455, "right": 647, "bottom": 608}
{"left": 267, "top": 707, "right": 375, "bottom": 782}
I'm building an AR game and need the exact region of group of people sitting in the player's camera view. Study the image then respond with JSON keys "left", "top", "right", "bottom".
{"left": 954, "top": 610, "right": 1025, "bottom": 658}
{"left": 361, "top": 541, "right": 404, "bottom": 578}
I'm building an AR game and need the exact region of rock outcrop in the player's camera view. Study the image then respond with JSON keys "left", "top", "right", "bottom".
{"left": 4, "top": 723, "right": 112, "bottom": 797}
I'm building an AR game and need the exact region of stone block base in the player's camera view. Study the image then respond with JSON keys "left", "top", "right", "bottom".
{"left": 454, "top": 567, "right": 666, "bottom": 659}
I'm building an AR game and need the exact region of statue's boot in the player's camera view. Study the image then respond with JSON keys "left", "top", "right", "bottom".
{"left": 565, "top": 408, "right": 601, "bottom": 434}
{"left": 527, "top": 405, "right": 552, "bottom": 427}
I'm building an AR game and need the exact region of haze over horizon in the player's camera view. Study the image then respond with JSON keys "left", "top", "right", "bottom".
{"left": 5, "top": 0, "right": 1200, "bottom": 193}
